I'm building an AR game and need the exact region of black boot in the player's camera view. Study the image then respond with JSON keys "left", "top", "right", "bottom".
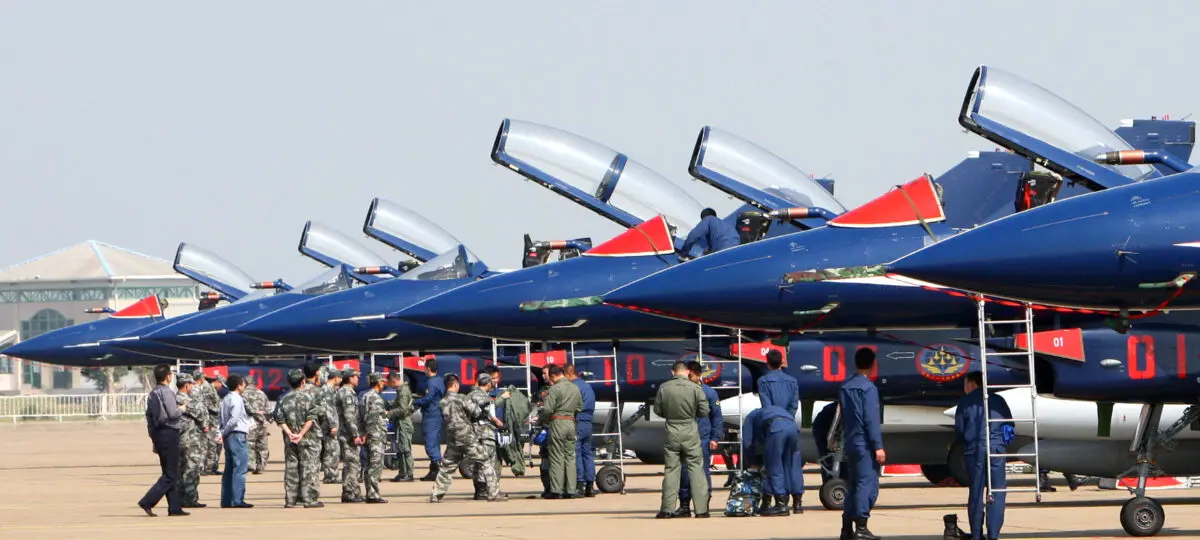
{"left": 1065, "top": 473, "right": 1081, "bottom": 491}
{"left": 943, "top": 514, "right": 969, "bottom": 540}
{"left": 539, "top": 469, "right": 551, "bottom": 498}
{"left": 584, "top": 481, "right": 595, "bottom": 498}
{"left": 840, "top": 517, "right": 853, "bottom": 540}
{"left": 473, "top": 481, "right": 487, "bottom": 501}
{"left": 672, "top": 499, "right": 692, "bottom": 518}
{"left": 391, "top": 471, "right": 413, "bottom": 482}
{"left": 420, "top": 461, "right": 440, "bottom": 482}
{"left": 791, "top": 493, "right": 803, "bottom": 514}
{"left": 756, "top": 494, "right": 772, "bottom": 515}
{"left": 760, "top": 495, "right": 787, "bottom": 517}
{"left": 853, "top": 518, "right": 881, "bottom": 540}
{"left": 1039, "top": 470, "right": 1056, "bottom": 492}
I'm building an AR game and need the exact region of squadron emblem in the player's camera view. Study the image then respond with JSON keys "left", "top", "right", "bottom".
{"left": 916, "top": 344, "right": 969, "bottom": 382}
{"left": 681, "top": 352, "right": 721, "bottom": 384}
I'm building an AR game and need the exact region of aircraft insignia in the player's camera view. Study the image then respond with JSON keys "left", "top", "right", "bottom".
{"left": 916, "top": 344, "right": 969, "bottom": 382}
{"left": 680, "top": 352, "right": 722, "bottom": 385}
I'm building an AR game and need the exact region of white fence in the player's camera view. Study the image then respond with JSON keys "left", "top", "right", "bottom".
{"left": 0, "top": 393, "right": 148, "bottom": 422}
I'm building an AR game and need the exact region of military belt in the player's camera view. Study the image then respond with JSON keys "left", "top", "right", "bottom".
{"left": 551, "top": 415, "right": 575, "bottom": 421}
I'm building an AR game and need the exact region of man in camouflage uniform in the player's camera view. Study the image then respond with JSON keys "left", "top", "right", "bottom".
{"left": 430, "top": 374, "right": 507, "bottom": 503}
{"left": 359, "top": 372, "right": 390, "bottom": 503}
{"left": 466, "top": 372, "right": 506, "bottom": 501}
{"left": 336, "top": 369, "right": 364, "bottom": 503}
{"left": 320, "top": 369, "right": 343, "bottom": 483}
{"left": 301, "top": 362, "right": 336, "bottom": 503}
{"left": 273, "top": 369, "right": 323, "bottom": 508}
{"left": 538, "top": 365, "right": 582, "bottom": 499}
{"left": 386, "top": 372, "right": 416, "bottom": 483}
{"left": 191, "top": 369, "right": 223, "bottom": 475}
{"left": 176, "top": 373, "right": 207, "bottom": 508}
{"left": 243, "top": 374, "right": 271, "bottom": 474}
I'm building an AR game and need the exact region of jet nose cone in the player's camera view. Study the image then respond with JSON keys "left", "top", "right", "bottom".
{"left": 236, "top": 305, "right": 321, "bottom": 346}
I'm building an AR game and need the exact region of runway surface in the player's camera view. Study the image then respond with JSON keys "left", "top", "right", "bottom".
{"left": 2, "top": 421, "right": 1198, "bottom": 539}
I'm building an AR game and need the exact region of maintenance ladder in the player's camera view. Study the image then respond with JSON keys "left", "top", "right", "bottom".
{"left": 491, "top": 339, "right": 534, "bottom": 399}
{"left": 976, "top": 299, "right": 1042, "bottom": 502}
{"left": 570, "top": 342, "right": 629, "bottom": 494}
{"left": 697, "top": 324, "right": 746, "bottom": 474}
{"left": 175, "top": 359, "right": 204, "bottom": 374}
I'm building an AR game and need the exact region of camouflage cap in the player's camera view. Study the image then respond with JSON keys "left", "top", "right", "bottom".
{"left": 192, "top": 369, "right": 205, "bottom": 380}
{"left": 327, "top": 368, "right": 343, "bottom": 379}
{"left": 367, "top": 372, "right": 384, "bottom": 386}
{"left": 287, "top": 368, "right": 306, "bottom": 386}
{"left": 341, "top": 368, "right": 359, "bottom": 378}
{"left": 176, "top": 373, "right": 194, "bottom": 384}
{"left": 243, "top": 373, "right": 256, "bottom": 384}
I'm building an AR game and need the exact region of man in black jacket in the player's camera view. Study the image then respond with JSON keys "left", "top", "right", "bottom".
{"left": 138, "top": 364, "right": 189, "bottom": 517}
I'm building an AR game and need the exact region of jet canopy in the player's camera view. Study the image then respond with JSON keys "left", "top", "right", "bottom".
{"left": 963, "top": 66, "right": 1157, "bottom": 184}
{"left": 398, "top": 245, "right": 482, "bottom": 281}
{"left": 173, "top": 243, "right": 255, "bottom": 301}
{"left": 290, "top": 265, "right": 358, "bottom": 296}
{"left": 494, "top": 119, "right": 703, "bottom": 234}
{"left": 691, "top": 126, "right": 845, "bottom": 213}
{"left": 300, "top": 222, "right": 392, "bottom": 272}
{"left": 364, "top": 199, "right": 462, "bottom": 262}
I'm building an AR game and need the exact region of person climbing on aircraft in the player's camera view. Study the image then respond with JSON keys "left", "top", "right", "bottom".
{"left": 677, "top": 208, "right": 739, "bottom": 259}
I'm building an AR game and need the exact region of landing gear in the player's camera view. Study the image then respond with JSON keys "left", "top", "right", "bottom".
{"left": 596, "top": 464, "right": 624, "bottom": 494}
{"left": 818, "top": 478, "right": 846, "bottom": 511}
{"left": 919, "top": 464, "right": 951, "bottom": 485}
{"left": 1115, "top": 403, "right": 1199, "bottom": 537}
{"left": 1120, "top": 497, "right": 1165, "bottom": 537}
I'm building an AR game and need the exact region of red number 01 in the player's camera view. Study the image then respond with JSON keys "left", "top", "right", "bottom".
{"left": 1127, "top": 335, "right": 1155, "bottom": 380}
{"left": 823, "top": 346, "right": 846, "bottom": 382}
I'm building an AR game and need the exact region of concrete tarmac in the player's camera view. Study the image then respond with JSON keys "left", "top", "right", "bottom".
{"left": 2, "top": 421, "right": 1199, "bottom": 539}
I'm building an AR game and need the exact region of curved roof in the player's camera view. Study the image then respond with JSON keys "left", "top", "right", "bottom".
{"left": 0, "top": 240, "right": 184, "bottom": 284}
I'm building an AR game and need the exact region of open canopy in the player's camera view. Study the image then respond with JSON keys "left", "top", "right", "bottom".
{"left": 494, "top": 119, "right": 703, "bottom": 235}
{"left": 364, "top": 199, "right": 462, "bottom": 262}
{"left": 173, "top": 243, "right": 254, "bottom": 301}
{"left": 300, "top": 221, "right": 391, "bottom": 271}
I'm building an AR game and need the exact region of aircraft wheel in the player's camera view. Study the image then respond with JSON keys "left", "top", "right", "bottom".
{"left": 634, "top": 451, "right": 665, "bottom": 465}
{"left": 946, "top": 440, "right": 970, "bottom": 487}
{"left": 1120, "top": 497, "right": 1164, "bottom": 537}
{"left": 596, "top": 464, "right": 624, "bottom": 494}
{"left": 459, "top": 459, "right": 474, "bottom": 479}
{"left": 920, "top": 464, "right": 950, "bottom": 485}
{"left": 818, "top": 478, "right": 847, "bottom": 511}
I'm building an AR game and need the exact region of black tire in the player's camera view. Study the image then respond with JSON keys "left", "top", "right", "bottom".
{"left": 1120, "top": 497, "right": 1165, "bottom": 537}
{"left": 920, "top": 464, "right": 951, "bottom": 485}
{"left": 596, "top": 464, "right": 624, "bottom": 494}
{"left": 818, "top": 478, "right": 847, "bottom": 511}
{"left": 946, "top": 440, "right": 970, "bottom": 487}
{"left": 459, "top": 459, "right": 473, "bottom": 479}
{"left": 634, "top": 451, "right": 664, "bottom": 465}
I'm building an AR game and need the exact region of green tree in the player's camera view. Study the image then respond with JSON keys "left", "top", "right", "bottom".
{"left": 81, "top": 367, "right": 131, "bottom": 393}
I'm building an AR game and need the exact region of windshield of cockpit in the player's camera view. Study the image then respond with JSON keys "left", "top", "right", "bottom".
{"left": 303, "top": 222, "right": 391, "bottom": 269}
{"left": 501, "top": 120, "right": 703, "bottom": 233}
{"left": 290, "top": 267, "right": 357, "bottom": 296}
{"left": 175, "top": 244, "right": 255, "bottom": 296}
{"left": 370, "top": 200, "right": 461, "bottom": 257}
{"left": 972, "top": 67, "right": 1156, "bottom": 182}
{"left": 398, "top": 246, "right": 479, "bottom": 281}
{"left": 697, "top": 127, "right": 846, "bottom": 213}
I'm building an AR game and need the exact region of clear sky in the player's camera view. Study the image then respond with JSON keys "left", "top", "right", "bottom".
{"left": 1, "top": 1, "right": 1196, "bottom": 283}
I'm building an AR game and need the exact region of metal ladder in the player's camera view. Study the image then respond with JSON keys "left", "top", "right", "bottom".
{"left": 975, "top": 299, "right": 1042, "bottom": 502}
{"left": 570, "top": 342, "right": 628, "bottom": 494}
{"left": 491, "top": 339, "right": 534, "bottom": 399}
{"left": 175, "top": 359, "right": 203, "bottom": 374}
{"left": 697, "top": 324, "right": 745, "bottom": 474}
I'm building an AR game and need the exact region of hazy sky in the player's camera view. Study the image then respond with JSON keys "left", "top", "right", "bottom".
{"left": 2, "top": 2, "right": 1197, "bottom": 284}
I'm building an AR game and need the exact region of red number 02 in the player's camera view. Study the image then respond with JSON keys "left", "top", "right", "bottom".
{"left": 823, "top": 346, "right": 846, "bottom": 382}
{"left": 625, "top": 354, "right": 646, "bottom": 385}
{"left": 1127, "top": 335, "right": 1155, "bottom": 380}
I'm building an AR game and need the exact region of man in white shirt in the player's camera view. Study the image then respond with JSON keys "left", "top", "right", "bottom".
{"left": 218, "top": 374, "right": 254, "bottom": 508}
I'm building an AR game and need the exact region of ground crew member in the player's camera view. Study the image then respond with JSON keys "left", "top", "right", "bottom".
{"left": 678, "top": 207, "right": 739, "bottom": 257}
{"left": 273, "top": 369, "right": 321, "bottom": 508}
{"left": 413, "top": 359, "right": 445, "bottom": 482}
{"left": 813, "top": 401, "right": 848, "bottom": 484}
{"left": 676, "top": 360, "right": 723, "bottom": 516}
{"left": 386, "top": 372, "right": 416, "bottom": 482}
{"left": 466, "top": 372, "right": 506, "bottom": 501}
{"left": 242, "top": 375, "right": 270, "bottom": 474}
{"left": 839, "top": 348, "right": 884, "bottom": 540}
{"left": 175, "top": 373, "right": 206, "bottom": 508}
{"left": 566, "top": 365, "right": 597, "bottom": 497}
{"left": 192, "top": 369, "right": 222, "bottom": 475}
{"left": 488, "top": 365, "right": 531, "bottom": 477}
{"left": 320, "top": 368, "right": 343, "bottom": 483}
{"left": 527, "top": 386, "right": 553, "bottom": 499}
{"left": 653, "top": 361, "right": 710, "bottom": 519}
{"left": 301, "top": 362, "right": 335, "bottom": 504}
{"left": 430, "top": 374, "right": 506, "bottom": 502}
{"left": 538, "top": 365, "right": 582, "bottom": 499}
{"left": 955, "top": 371, "right": 1014, "bottom": 540}
{"left": 741, "top": 404, "right": 801, "bottom": 516}
{"left": 360, "top": 372, "right": 390, "bottom": 503}
{"left": 210, "top": 376, "right": 226, "bottom": 471}
{"left": 758, "top": 350, "right": 799, "bottom": 418}
{"left": 336, "top": 369, "right": 364, "bottom": 503}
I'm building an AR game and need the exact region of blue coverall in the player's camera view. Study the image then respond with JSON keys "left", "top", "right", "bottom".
{"left": 679, "top": 215, "right": 740, "bottom": 256}
{"left": 574, "top": 377, "right": 597, "bottom": 484}
{"left": 680, "top": 383, "right": 723, "bottom": 502}
{"left": 812, "top": 402, "right": 849, "bottom": 483}
{"left": 757, "top": 369, "right": 799, "bottom": 419}
{"left": 412, "top": 375, "right": 446, "bottom": 463}
{"left": 955, "top": 388, "right": 1014, "bottom": 540}
{"left": 741, "top": 406, "right": 803, "bottom": 497}
{"left": 839, "top": 373, "right": 882, "bottom": 521}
